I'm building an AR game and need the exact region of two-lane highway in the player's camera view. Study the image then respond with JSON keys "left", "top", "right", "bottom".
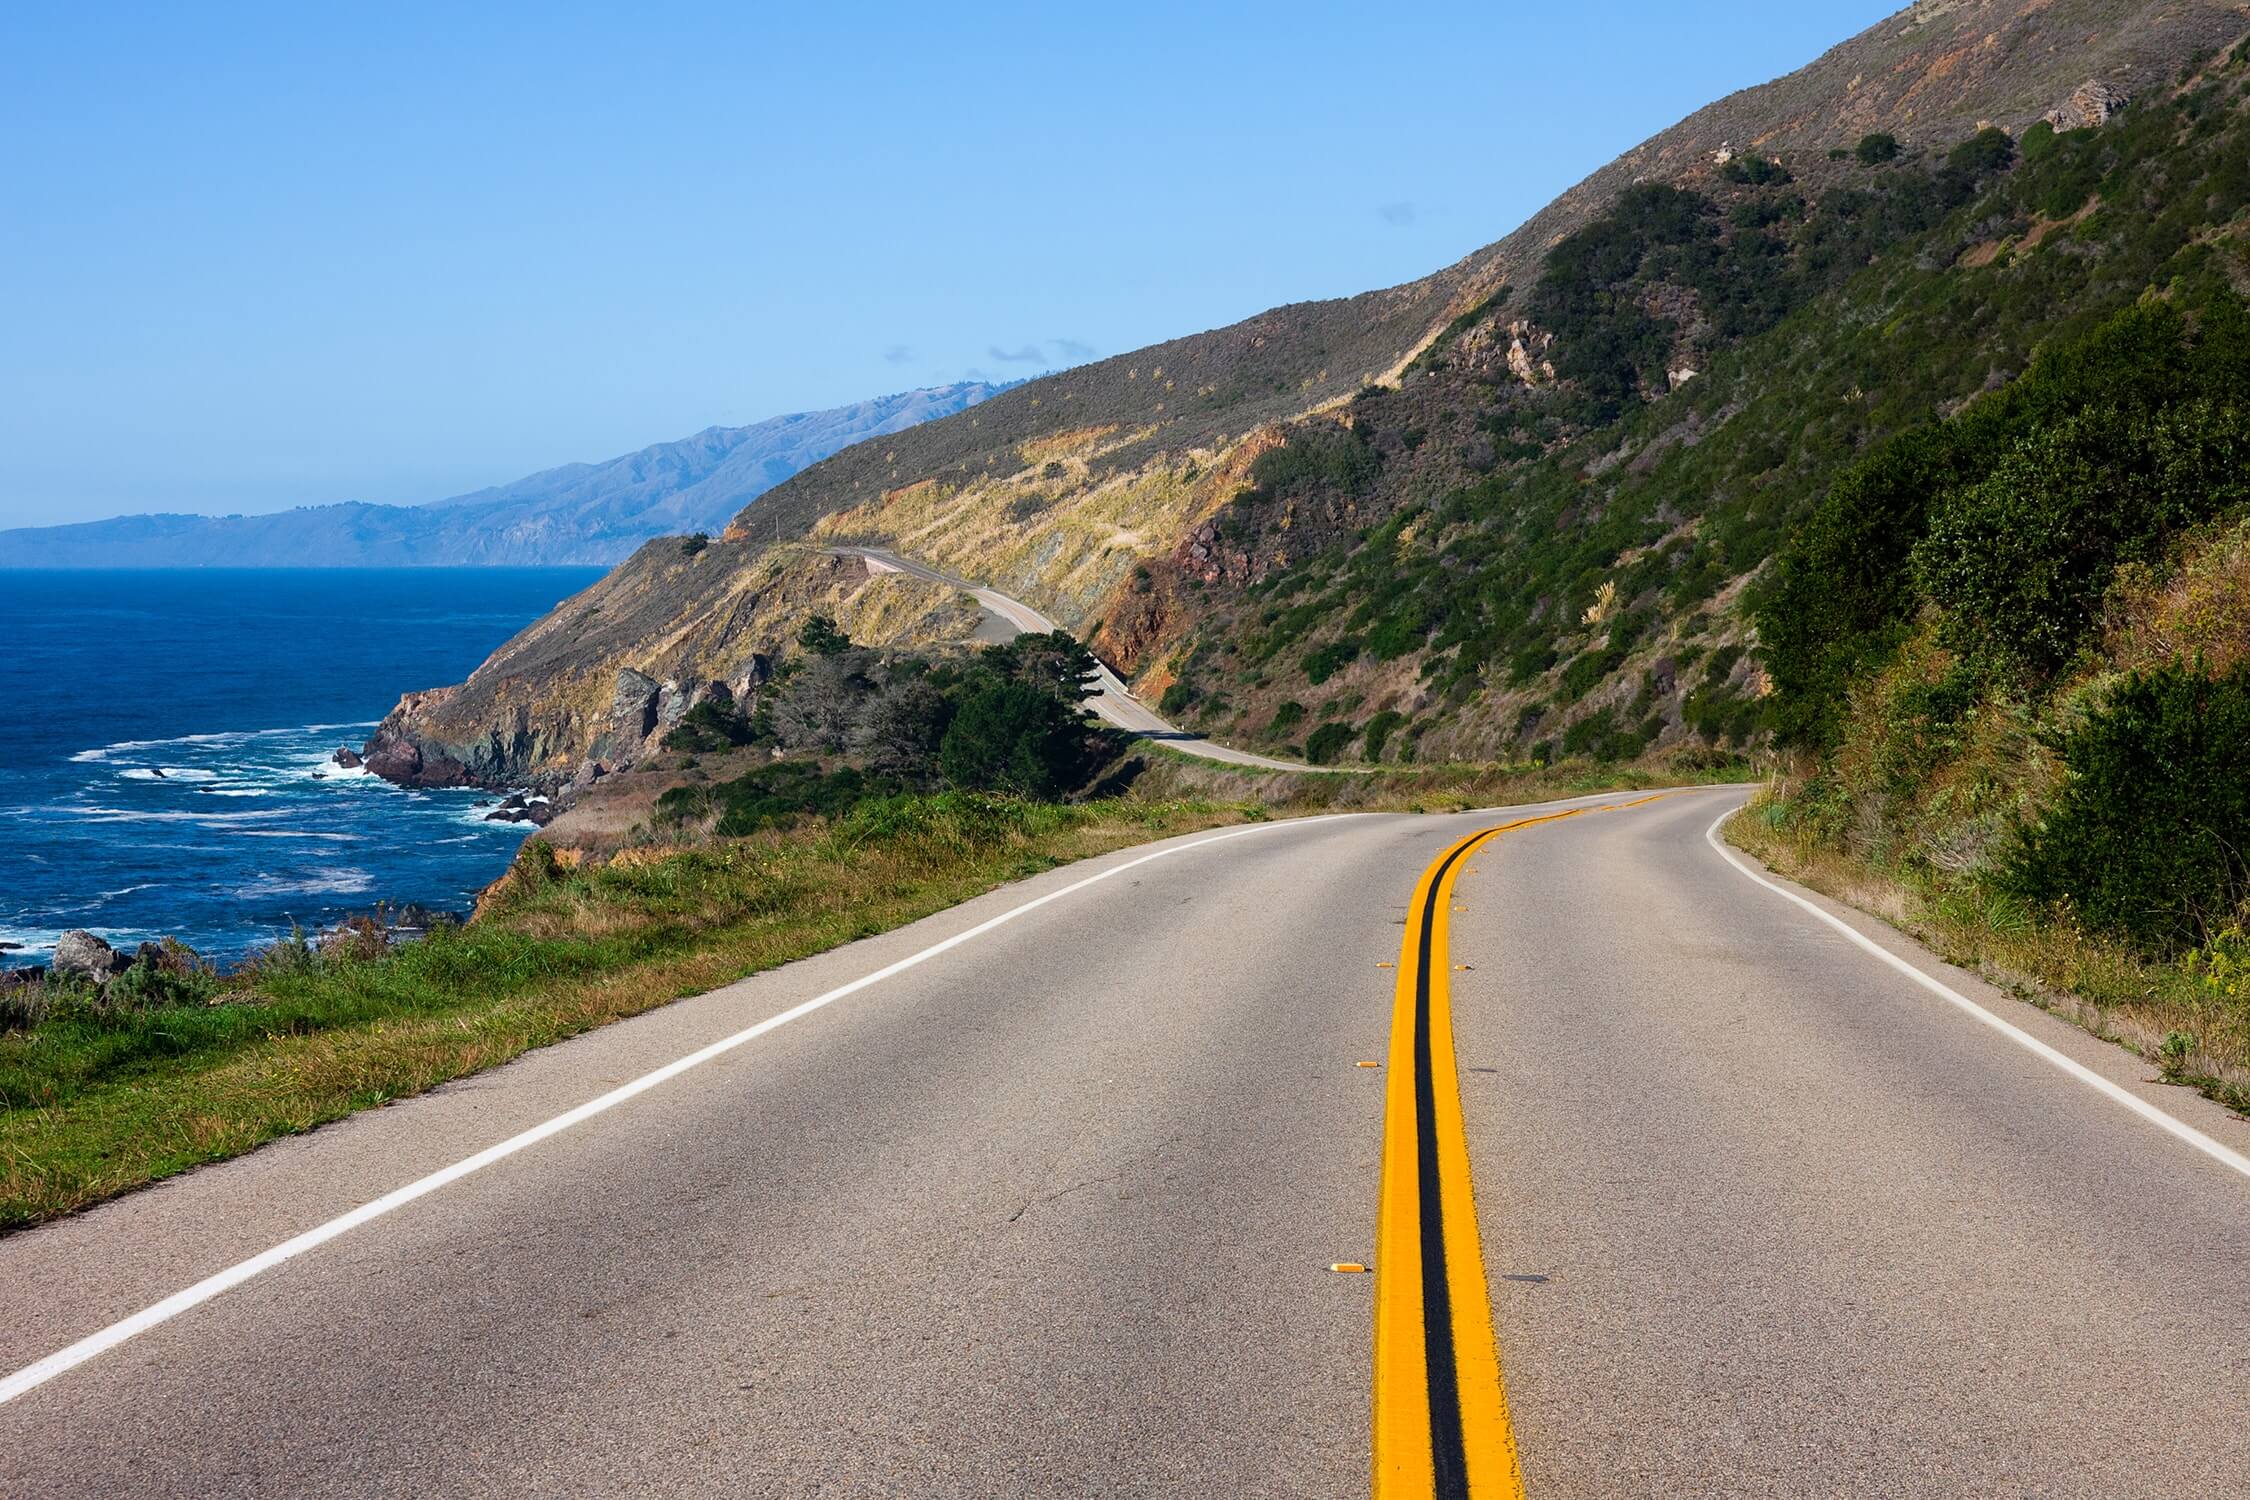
{"left": 3, "top": 787, "right": 2247, "bottom": 1496}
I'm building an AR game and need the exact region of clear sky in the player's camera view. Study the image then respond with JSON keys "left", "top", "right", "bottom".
{"left": 0, "top": 2, "right": 1896, "bottom": 527}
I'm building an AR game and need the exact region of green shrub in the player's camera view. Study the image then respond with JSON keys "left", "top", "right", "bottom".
{"left": 937, "top": 680, "right": 1089, "bottom": 798}
{"left": 1855, "top": 132, "right": 1900, "bottom": 165}
{"left": 663, "top": 698, "right": 755, "bottom": 753}
{"left": 1758, "top": 425, "right": 1966, "bottom": 744}
{"left": 1302, "top": 640, "right": 1361, "bottom": 685}
{"left": 1305, "top": 721, "right": 1357, "bottom": 765}
{"left": 1916, "top": 400, "right": 2250, "bottom": 677}
{"left": 799, "top": 615, "right": 853, "bottom": 657}
{"left": 1721, "top": 155, "right": 1791, "bottom": 186}
{"left": 1250, "top": 425, "right": 1379, "bottom": 494}
{"left": 656, "top": 761, "right": 893, "bottom": 836}
{"left": 2009, "top": 665, "right": 2250, "bottom": 952}
{"left": 1947, "top": 127, "right": 2016, "bottom": 177}
{"left": 1362, "top": 709, "right": 1407, "bottom": 762}
{"left": 1266, "top": 700, "right": 1306, "bottom": 738}
{"left": 1557, "top": 642, "right": 1627, "bottom": 702}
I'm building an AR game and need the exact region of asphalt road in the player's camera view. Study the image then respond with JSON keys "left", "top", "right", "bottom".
{"left": 834, "top": 545, "right": 1312, "bottom": 771}
{"left": 4, "top": 787, "right": 2248, "bottom": 1496}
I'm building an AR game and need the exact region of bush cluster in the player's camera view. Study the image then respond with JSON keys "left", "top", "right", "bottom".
{"left": 2010, "top": 666, "right": 2250, "bottom": 952}
{"left": 657, "top": 617, "right": 1109, "bottom": 833}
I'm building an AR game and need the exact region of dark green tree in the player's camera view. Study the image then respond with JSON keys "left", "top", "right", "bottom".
{"left": 799, "top": 615, "right": 853, "bottom": 657}
{"left": 937, "top": 681, "right": 1088, "bottom": 797}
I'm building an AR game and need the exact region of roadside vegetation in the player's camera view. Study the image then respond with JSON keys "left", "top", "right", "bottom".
{"left": 0, "top": 609, "right": 1744, "bottom": 1231}
{"left": 1739, "top": 218, "right": 2250, "bottom": 1111}
{"left": 0, "top": 794, "right": 1250, "bottom": 1231}
{"left": 1161, "top": 48, "right": 2250, "bottom": 768}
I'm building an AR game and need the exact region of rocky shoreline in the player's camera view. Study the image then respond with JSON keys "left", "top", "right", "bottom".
{"left": 0, "top": 902, "right": 462, "bottom": 1005}
{"left": 358, "top": 657, "right": 769, "bottom": 811}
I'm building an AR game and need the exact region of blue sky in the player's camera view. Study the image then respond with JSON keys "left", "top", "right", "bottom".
{"left": 0, "top": 2, "right": 1895, "bottom": 527}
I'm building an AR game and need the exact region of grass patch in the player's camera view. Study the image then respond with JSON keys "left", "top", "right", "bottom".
{"left": 0, "top": 794, "right": 1241, "bottom": 1232}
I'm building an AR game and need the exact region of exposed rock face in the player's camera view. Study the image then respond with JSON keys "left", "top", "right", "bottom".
{"left": 589, "top": 669, "right": 662, "bottom": 767}
{"left": 2045, "top": 80, "right": 2131, "bottom": 131}
{"left": 331, "top": 746, "right": 363, "bottom": 769}
{"left": 52, "top": 930, "right": 122, "bottom": 982}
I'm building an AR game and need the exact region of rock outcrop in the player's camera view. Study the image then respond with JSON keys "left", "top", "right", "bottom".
{"left": 2045, "top": 80, "right": 2132, "bottom": 131}
{"left": 51, "top": 930, "right": 123, "bottom": 983}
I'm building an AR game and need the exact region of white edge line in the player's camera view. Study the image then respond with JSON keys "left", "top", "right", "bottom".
{"left": 0, "top": 812, "right": 1362, "bottom": 1406}
{"left": 1705, "top": 806, "right": 2250, "bottom": 1185}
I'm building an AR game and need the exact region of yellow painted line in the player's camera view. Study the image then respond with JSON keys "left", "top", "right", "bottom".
{"left": 1373, "top": 793, "right": 1677, "bottom": 1499}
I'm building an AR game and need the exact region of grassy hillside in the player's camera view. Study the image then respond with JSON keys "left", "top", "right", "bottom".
{"left": 1153, "top": 44, "right": 2250, "bottom": 767}
{"left": 375, "top": 0, "right": 2248, "bottom": 796}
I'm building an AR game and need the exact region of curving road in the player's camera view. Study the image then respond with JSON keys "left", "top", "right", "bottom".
{"left": 834, "top": 545, "right": 1316, "bottom": 772}
{"left": 4, "top": 787, "right": 2249, "bottom": 1497}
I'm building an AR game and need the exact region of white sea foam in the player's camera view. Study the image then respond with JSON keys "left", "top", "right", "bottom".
{"left": 234, "top": 870, "right": 375, "bottom": 899}
{"left": 236, "top": 831, "right": 361, "bottom": 842}
{"left": 70, "top": 731, "right": 251, "bottom": 764}
{"left": 63, "top": 806, "right": 296, "bottom": 826}
{"left": 71, "top": 720, "right": 379, "bottom": 765}
{"left": 118, "top": 768, "right": 222, "bottom": 783}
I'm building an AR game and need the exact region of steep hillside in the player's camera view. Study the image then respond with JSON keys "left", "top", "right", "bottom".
{"left": 0, "top": 384, "right": 997, "bottom": 567}
{"left": 370, "top": 0, "right": 2250, "bottom": 794}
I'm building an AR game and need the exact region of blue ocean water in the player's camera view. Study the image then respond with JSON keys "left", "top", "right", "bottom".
{"left": 0, "top": 568, "right": 603, "bottom": 967}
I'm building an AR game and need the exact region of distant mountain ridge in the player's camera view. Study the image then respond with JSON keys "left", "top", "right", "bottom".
{"left": 0, "top": 383, "right": 1001, "bottom": 567}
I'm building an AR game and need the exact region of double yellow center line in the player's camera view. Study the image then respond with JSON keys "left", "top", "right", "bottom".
{"left": 1373, "top": 795, "right": 1671, "bottom": 1499}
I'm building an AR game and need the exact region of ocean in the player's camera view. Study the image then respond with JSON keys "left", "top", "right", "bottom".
{"left": 0, "top": 568, "right": 604, "bottom": 967}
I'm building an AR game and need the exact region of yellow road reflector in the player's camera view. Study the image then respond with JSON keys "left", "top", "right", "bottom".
{"left": 1378, "top": 962, "right": 1397, "bottom": 969}
{"left": 1332, "top": 1262, "right": 1372, "bottom": 1274}
{"left": 1358, "top": 1061, "right": 1382, "bottom": 1068}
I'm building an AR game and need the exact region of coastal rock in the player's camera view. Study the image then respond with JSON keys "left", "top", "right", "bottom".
{"left": 483, "top": 795, "right": 555, "bottom": 826}
{"left": 361, "top": 720, "right": 471, "bottom": 788}
{"left": 332, "top": 746, "right": 363, "bottom": 769}
{"left": 51, "top": 930, "right": 121, "bottom": 982}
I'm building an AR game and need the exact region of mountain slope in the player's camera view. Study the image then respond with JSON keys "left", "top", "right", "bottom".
{"left": 367, "top": 0, "right": 2250, "bottom": 795}
{"left": 0, "top": 384, "right": 999, "bottom": 567}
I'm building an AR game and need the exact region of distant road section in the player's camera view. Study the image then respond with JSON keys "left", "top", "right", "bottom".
{"left": 836, "top": 545, "right": 1313, "bottom": 772}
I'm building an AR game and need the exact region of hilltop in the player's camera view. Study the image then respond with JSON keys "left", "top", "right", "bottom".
{"left": 0, "top": 383, "right": 998, "bottom": 568}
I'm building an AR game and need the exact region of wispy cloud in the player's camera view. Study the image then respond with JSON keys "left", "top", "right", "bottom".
{"left": 1377, "top": 201, "right": 1416, "bottom": 227}
{"left": 985, "top": 337, "right": 1096, "bottom": 369}
{"left": 882, "top": 343, "right": 915, "bottom": 364}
